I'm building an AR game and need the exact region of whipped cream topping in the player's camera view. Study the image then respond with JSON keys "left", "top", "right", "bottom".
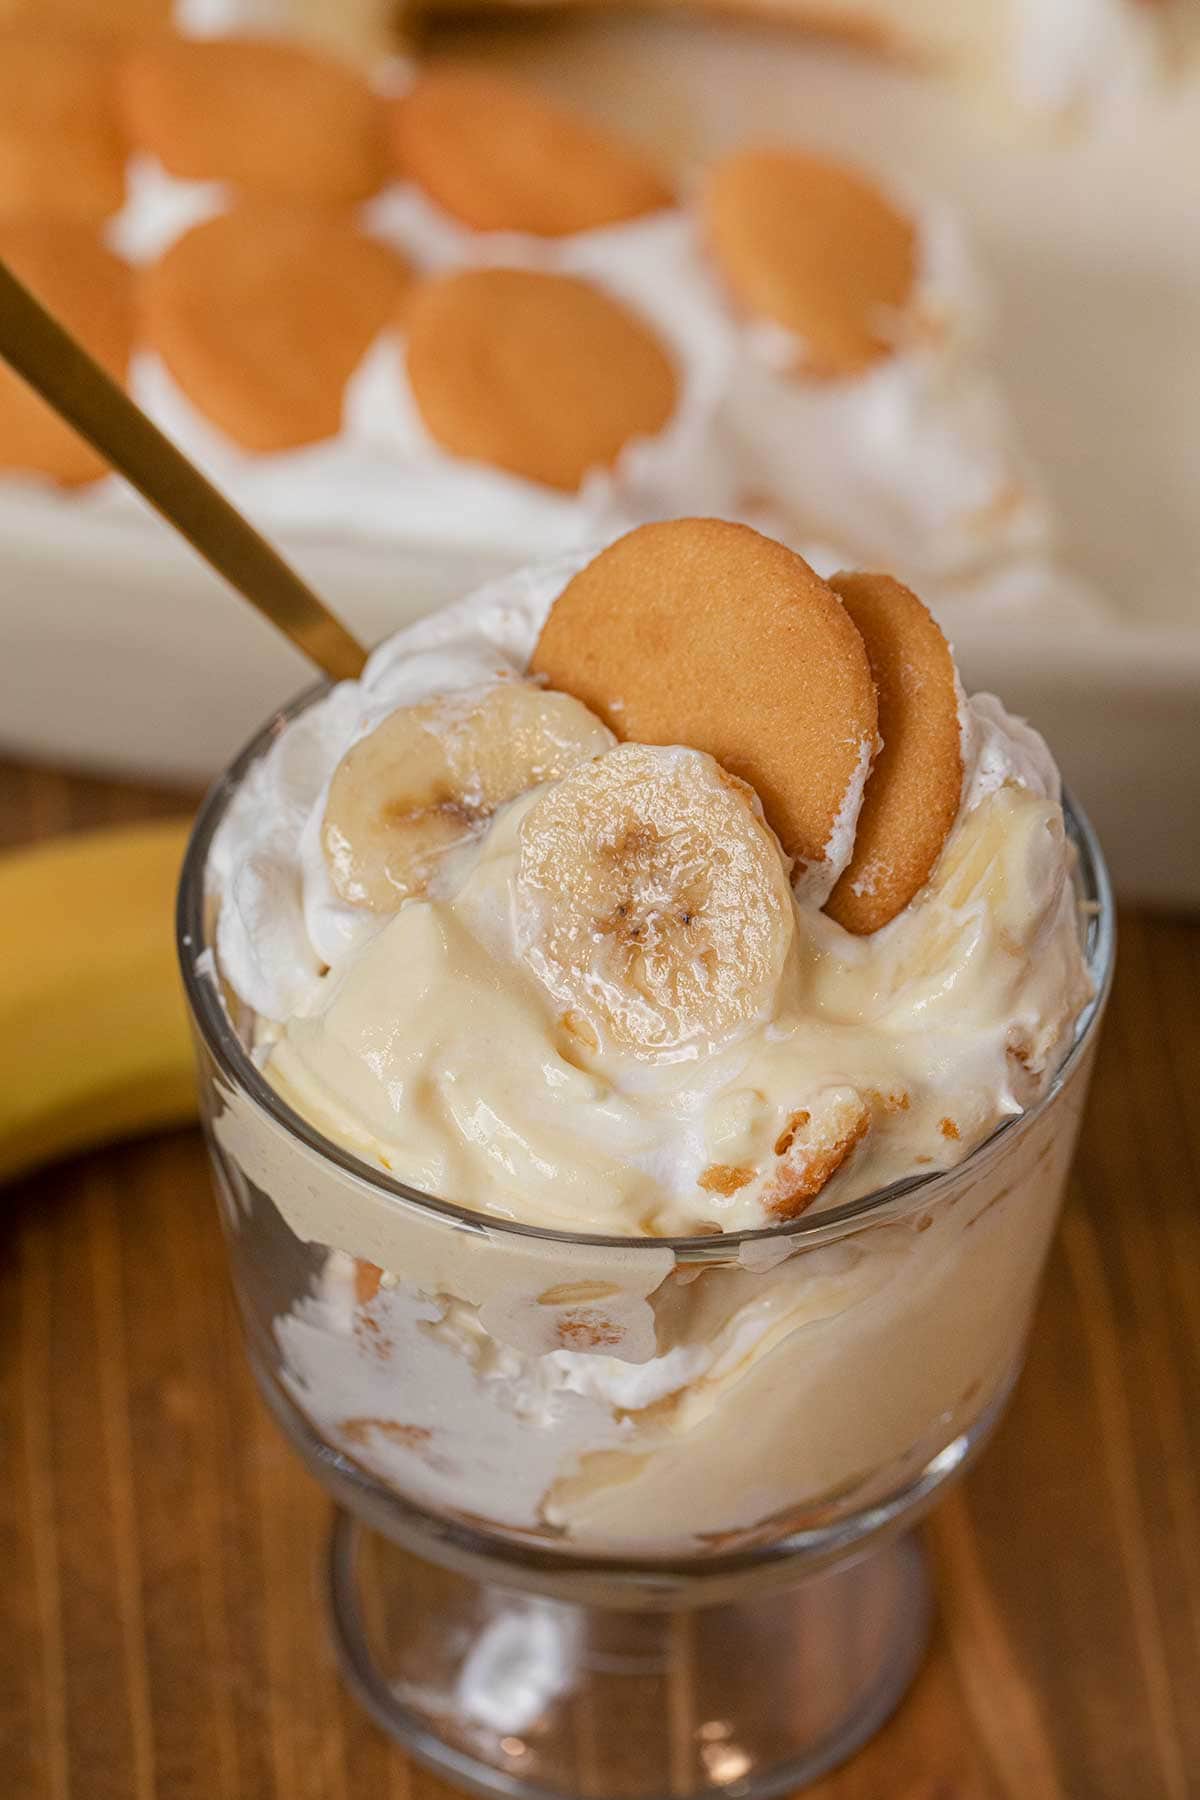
{"left": 263, "top": 1069, "right": 1087, "bottom": 1548}
{"left": 106, "top": 156, "right": 231, "bottom": 265}
{"left": 210, "top": 554, "right": 1092, "bottom": 1239}
{"left": 726, "top": 341, "right": 1050, "bottom": 586}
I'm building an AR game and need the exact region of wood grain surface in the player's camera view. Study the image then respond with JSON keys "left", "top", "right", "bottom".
{"left": 2, "top": 758, "right": 1198, "bottom": 1800}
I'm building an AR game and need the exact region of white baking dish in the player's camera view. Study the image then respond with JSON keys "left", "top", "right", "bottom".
{"left": 2, "top": 19, "right": 1197, "bottom": 905}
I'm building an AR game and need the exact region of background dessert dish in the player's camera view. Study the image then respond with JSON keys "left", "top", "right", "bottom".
{"left": 197, "top": 521, "right": 1101, "bottom": 1556}
{"left": 1, "top": 10, "right": 1196, "bottom": 909}
{"left": 0, "top": 23, "right": 1052, "bottom": 597}
{"left": 0, "top": 31, "right": 738, "bottom": 556}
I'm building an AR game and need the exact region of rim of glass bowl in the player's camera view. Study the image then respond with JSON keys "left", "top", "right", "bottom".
{"left": 178, "top": 678, "right": 1116, "bottom": 1262}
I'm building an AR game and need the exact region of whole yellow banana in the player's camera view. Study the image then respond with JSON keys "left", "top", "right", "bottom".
{"left": 0, "top": 818, "right": 199, "bottom": 1184}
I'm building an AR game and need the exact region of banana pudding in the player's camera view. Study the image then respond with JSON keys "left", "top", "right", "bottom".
{"left": 202, "top": 520, "right": 1100, "bottom": 1555}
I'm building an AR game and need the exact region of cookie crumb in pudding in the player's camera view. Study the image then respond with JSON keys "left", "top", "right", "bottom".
{"left": 340, "top": 1418, "right": 431, "bottom": 1450}
{"left": 867, "top": 1089, "right": 911, "bottom": 1115}
{"left": 354, "top": 1261, "right": 383, "bottom": 1304}
{"left": 774, "top": 1111, "right": 811, "bottom": 1156}
{"left": 556, "top": 1312, "right": 625, "bottom": 1351}
{"left": 764, "top": 1100, "right": 871, "bottom": 1219}
{"left": 559, "top": 1009, "right": 601, "bottom": 1055}
{"left": 698, "top": 1164, "right": 756, "bottom": 1196}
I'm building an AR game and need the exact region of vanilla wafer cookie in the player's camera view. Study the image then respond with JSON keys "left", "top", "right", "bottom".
{"left": 389, "top": 64, "right": 673, "bottom": 237}
{"left": 530, "top": 519, "right": 878, "bottom": 884}
{"left": 405, "top": 267, "right": 678, "bottom": 492}
{"left": 0, "top": 31, "right": 127, "bottom": 223}
{"left": 141, "top": 205, "right": 412, "bottom": 451}
{"left": 824, "top": 571, "right": 964, "bottom": 933}
{"left": 121, "top": 36, "right": 386, "bottom": 206}
{"left": 704, "top": 147, "right": 917, "bottom": 377}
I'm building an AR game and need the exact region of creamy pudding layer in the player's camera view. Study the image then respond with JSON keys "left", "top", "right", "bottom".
{"left": 284, "top": 1068, "right": 1088, "bottom": 1553}
{"left": 207, "top": 998, "right": 1094, "bottom": 1553}
{"left": 264, "top": 767, "right": 1084, "bottom": 1236}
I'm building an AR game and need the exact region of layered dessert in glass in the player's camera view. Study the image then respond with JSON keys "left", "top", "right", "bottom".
{"left": 188, "top": 519, "right": 1106, "bottom": 1564}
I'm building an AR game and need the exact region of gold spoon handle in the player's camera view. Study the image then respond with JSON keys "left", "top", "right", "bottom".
{"left": 0, "top": 258, "right": 368, "bottom": 684}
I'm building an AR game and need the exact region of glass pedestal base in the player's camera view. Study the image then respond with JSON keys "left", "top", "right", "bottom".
{"left": 327, "top": 1512, "right": 932, "bottom": 1800}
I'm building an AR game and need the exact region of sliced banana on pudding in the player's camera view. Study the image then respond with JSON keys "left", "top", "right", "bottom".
{"left": 516, "top": 742, "right": 794, "bottom": 1058}
{"left": 323, "top": 681, "right": 614, "bottom": 911}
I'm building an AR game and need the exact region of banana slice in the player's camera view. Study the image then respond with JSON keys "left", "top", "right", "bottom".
{"left": 323, "top": 681, "right": 614, "bottom": 911}
{"left": 516, "top": 742, "right": 794, "bottom": 1057}
{"left": 883, "top": 786, "right": 1065, "bottom": 1001}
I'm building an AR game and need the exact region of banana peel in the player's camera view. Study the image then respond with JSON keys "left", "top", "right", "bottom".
{"left": 0, "top": 819, "right": 198, "bottom": 1185}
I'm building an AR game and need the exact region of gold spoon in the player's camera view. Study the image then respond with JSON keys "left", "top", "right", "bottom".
{"left": 0, "top": 258, "right": 369, "bottom": 683}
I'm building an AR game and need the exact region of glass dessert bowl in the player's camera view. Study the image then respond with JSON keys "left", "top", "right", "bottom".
{"left": 179, "top": 523, "right": 1113, "bottom": 1797}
